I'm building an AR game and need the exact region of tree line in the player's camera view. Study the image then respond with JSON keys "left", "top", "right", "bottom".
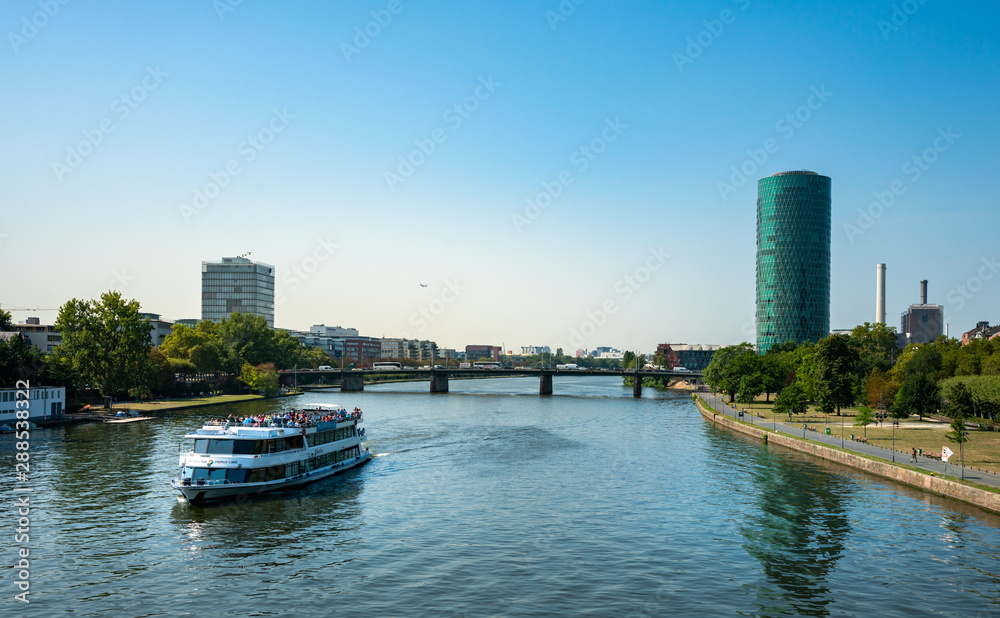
{"left": 702, "top": 322, "right": 1000, "bottom": 427}
{"left": 0, "top": 291, "right": 333, "bottom": 403}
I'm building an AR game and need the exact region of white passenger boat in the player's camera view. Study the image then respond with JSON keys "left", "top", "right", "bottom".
{"left": 170, "top": 403, "right": 371, "bottom": 503}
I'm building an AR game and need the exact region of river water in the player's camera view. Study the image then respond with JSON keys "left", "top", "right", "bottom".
{"left": 3, "top": 376, "right": 1000, "bottom": 616}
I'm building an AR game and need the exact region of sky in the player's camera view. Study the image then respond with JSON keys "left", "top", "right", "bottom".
{"left": 1, "top": 0, "right": 998, "bottom": 354}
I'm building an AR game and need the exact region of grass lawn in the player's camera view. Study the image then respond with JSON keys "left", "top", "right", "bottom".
{"left": 719, "top": 395, "right": 1000, "bottom": 475}
{"left": 111, "top": 394, "right": 269, "bottom": 412}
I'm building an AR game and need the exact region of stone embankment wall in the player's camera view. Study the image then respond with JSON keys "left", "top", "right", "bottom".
{"left": 695, "top": 398, "right": 1000, "bottom": 515}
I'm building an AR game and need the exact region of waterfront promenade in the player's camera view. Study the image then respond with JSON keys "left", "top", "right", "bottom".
{"left": 699, "top": 391, "right": 1000, "bottom": 492}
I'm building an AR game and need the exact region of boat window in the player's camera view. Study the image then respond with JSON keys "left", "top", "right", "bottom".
{"left": 202, "top": 439, "right": 235, "bottom": 455}
{"left": 275, "top": 438, "right": 286, "bottom": 452}
{"left": 209, "top": 468, "right": 227, "bottom": 482}
{"left": 191, "top": 468, "right": 210, "bottom": 482}
{"left": 193, "top": 439, "right": 209, "bottom": 454}
{"left": 227, "top": 469, "right": 248, "bottom": 484}
{"left": 232, "top": 440, "right": 257, "bottom": 455}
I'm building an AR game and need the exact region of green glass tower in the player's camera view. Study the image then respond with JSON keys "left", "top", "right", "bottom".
{"left": 756, "top": 171, "right": 831, "bottom": 354}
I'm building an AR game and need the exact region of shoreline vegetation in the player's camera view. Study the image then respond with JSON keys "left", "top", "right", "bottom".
{"left": 693, "top": 394, "right": 1000, "bottom": 515}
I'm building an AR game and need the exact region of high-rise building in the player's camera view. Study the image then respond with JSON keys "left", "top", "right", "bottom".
{"left": 201, "top": 257, "right": 275, "bottom": 328}
{"left": 755, "top": 171, "right": 831, "bottom": 354}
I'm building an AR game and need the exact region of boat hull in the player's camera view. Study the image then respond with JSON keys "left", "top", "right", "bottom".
{"left": 171, "top": 452, "right": 371, "bottom": 503}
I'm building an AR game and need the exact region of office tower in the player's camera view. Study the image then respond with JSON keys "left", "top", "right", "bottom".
{"left": 755, "top": 171, "right": 831, "bottom": 354}
{"left": 201, "top": 256, "right": 275, "bottom": 328}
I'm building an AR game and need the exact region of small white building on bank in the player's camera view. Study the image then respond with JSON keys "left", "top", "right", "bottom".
{"left": 0, "top": 386, "right": 65, "bottom": 424}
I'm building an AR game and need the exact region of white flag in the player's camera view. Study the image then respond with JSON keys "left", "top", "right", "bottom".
{"left": 942, "top": 446, "right": 954, "bottom": 462}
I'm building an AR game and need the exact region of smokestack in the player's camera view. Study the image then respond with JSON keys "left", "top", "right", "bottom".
{"left": 920, "top": 279, "right": 928, "bottom": 305}
{"left": 876, "top": 264, "right": 886, "bottom": 324}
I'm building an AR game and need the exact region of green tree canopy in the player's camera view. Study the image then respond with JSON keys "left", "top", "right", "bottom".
{"left": 773, "top": 383, "right": 808, "bottom": 419}
{"left": 54, "top": 291, "right": 153, "bottom": 398}
{"left": 814, "top": 334, "right": 859, "bottom": 415}
{"left": 703, "top": 343, "right": 756, "bottom": 402}
{"left": 892, "top": 372, "right": 940, "bottom": 420}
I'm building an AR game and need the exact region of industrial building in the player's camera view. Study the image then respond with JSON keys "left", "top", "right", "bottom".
{"left": 900, "top": 280, "right": 944, "bottom": 345}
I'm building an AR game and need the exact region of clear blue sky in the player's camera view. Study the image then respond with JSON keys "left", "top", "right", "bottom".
{"left": 2, "top": 0, "right": 998, "bottom": 353}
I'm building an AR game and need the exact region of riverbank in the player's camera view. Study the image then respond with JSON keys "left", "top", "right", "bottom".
{"left": 694, "top": 393, "right": 1000, "bottom": 515}
{"left": 58, "top": 392, "right": 298, "bottom": 425}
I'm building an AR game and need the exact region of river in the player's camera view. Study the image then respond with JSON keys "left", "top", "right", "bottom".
{"left": 3, "top": 376, "right": 1000, "bottom": 616}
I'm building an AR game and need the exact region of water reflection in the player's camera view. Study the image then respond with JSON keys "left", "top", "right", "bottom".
{"left": 704, "top": 429, "right": 851, "bottom": 616}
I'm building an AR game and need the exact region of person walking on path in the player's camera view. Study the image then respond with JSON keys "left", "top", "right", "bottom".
{"left": 911, "top": 447, "right": 918, "bottom": 463}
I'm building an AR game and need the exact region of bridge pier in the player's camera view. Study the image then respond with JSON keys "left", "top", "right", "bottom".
{"left": 430, "top": 372, "right": 449, "bottom": 393}
{"left": 633, "top": 376, "right": 642, "bottom": 398}
{"left": 340, "top": 374, "right": 364, "bottom": 392}
{"left": 539, "top": 373, "right": 552, "bottom": 395}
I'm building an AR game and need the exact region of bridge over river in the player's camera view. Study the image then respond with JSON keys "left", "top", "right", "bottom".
{"left": 279, "top": 367, "right": 703, "bottom": 397}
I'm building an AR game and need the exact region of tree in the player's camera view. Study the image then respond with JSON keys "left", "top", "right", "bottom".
{"left": 216, "top": 313, "right": 276, "bottom": 372}
{"left": 773, "top": 383, "right": 808, "bottom": 419}
{"left": 854, "top": 407, "right": 875, "bottom": 438}
{"left": 703, "top": 343, "right": 755, "bottom": 402}
{"left": 814, "top": 334, "right": 859, "bottom": 415}
{"left": 850, "top": 322, "right": 900, "bottom": 365}
{"left": 0, "top": 309, "right": 13, "bottom": 331}
{"left": 54, "top": 291, "right": 153, "bottom": 398}
{"left": 256, "top": 363, "right": 279, "bottom": 397}
{"left": 864, "top": 368, "right": 899, "bottom": 413}
{"left": 237, "top": 362, "right": 260, "bottom": 392}
{"left": 945, "top": 382, "right": 972, "bottom": 473}
{"left": 0, "top": 333, "right": 38, "bottom": 385}
{"left": 760, "top": 353, "right": 792, "bottom": 402}
{"left": 892, "top": 373, "right": 940, "bottom": 420}
{"left": 737, "top": 372, "right": 766, "bottom": 412}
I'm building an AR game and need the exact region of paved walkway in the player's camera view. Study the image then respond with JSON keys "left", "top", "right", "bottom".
{"left": 699, "top": 392, "right": 1000, "bottom": 491}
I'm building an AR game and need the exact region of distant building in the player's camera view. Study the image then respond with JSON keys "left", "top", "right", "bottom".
{"left": 0, "top": 386, "right": 64, "bottom": 423}
{"left": 174, "top": 319, "right": 200, "bottom": 328}
{"left": 521, "top": 345, "right": 551, "bottom": 355}
{"left": 961, "top": 321, "right": 1000, "bottom": 346}
{"left": 201, "top": 257, "right": 275, "bottom": 328}
{"left": 13, "top": 317, "right": 61, "bottom": 353}
{"left": 344, "top": 337, "right": 382, "bottom": 364}
{"left": 655, "top": 344, "right": 720, "bottom": 371}
{"left": 901, "top": 280, "right": 944, "bottom": 346}
{"left": 466, "top": 345, "right": 502, "bottom": 362}
{"left": 755, "top": 171, "right": 831, "bottom": 354}
{"left": 140, "top": 312, "right": 175, "bottom": 348}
